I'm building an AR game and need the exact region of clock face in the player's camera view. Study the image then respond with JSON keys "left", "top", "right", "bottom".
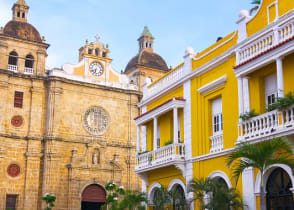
{"left": 89, "top": 62, "right": 104, "bottom": 76}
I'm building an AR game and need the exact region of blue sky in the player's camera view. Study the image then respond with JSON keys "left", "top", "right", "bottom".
{"left": 0, "top": 0, "right": 252, "bottom": 72}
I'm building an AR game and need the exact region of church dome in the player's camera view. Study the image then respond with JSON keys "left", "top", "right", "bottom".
{"left": 125, "top": 50, "right": 169, "bottom": 73}
{"left": 3, "top": 20, "right": 42, "bottom": 43}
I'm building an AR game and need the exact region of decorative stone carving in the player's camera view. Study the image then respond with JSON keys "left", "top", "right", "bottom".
{"left": 83, "top": 107, "right": 109, "bottom": 135}
{"left": 92, "top": 150, "right": 100, "bottom": 164}
{"left": 11, "top": 115, "right": 23, "bottom": 127}
{"left": 7, "top": 164, "right": 20, "bottom": 177}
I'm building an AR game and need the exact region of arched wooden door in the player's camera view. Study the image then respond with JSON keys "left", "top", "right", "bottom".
{"left": 81, "top": 184, "right": 106, "bottom": 210}
{"left": 266, "top": 168, "right": 294, "bottom": 210}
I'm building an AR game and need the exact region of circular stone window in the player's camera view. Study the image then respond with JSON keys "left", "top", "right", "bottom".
{"left": 11, "top": 115, "right": 23, "bottom": 127}
{"left": 7, "top": 164, "right": 21, "bottom": 178}
{"left": 83, "top": 107, "right": 109, "bottom": 135}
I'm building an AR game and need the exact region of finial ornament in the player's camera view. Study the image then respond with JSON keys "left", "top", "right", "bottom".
{"left": 95, "top": 34, "right": 100, "bottom": 43}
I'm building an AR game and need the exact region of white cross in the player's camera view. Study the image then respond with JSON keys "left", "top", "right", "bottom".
{"left": 95, "top": 34, "right": 100, "bottom": 42}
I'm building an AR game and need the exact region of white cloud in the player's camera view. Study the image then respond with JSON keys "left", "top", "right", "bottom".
{"left": 0, "top": 0, "right": 11, "bottom": 27}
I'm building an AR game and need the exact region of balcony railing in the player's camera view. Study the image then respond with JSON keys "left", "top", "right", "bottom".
{"left": 238, "top": 106, "right": 294, "bottom": 142}
{"left": 8, "top": 64, "right": 18, "bottom": 72}
{"left": 24, "top": 67, "right": 34, "bottom": 74}
{"left": 135, "top": 143, "right": 185, "bottom": 172}
{"left": 209, "top": 133, "right": 223, "bottom": 153}
{"left": 145, "top": 65, "right": 184, "bottom": 98}
{"left": 237, "top": 18, "right": 294, "bottom": 65}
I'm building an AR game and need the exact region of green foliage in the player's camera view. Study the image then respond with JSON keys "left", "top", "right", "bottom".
{"left": 239, "top": 109, "right": 259, "bottom": 121}
{"left": 227, "top": 137, "right": 294, "bottom": 210}
{"left": 188, "top": 178, "right": 244, "bottom": 210}
{"left": 42, "top": 193, "right": 56, "bottom": 210}
{"left": 250, "top": 0, "right": 261, "bottom": 15}
{"left": 137, "top": 151, "right": 149, "bottom": 156}
{"left": 266, "top": 92, "right": 294, "bottom": 112}
{"left": 152, "top": 186, "right": 189, "bottom": 210}
{"left": 103, "top": 181, "right": 147, "bottom": 210}
{"left": 164, "top": 140, "right": 173, "bottom": 146}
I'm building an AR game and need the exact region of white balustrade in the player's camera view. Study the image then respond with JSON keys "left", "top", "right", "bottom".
{"left": 237, "top": 18, "right": 294, "bottom": 65}
{"left": 8, "top": 64, "right": 18, "bottom": 72}
{"left": 209, "top": 133, "right": 223, "bottom": 153}
{"left": 135, "top": 143, "right": 185, "bottom": 171}
{"left": 24, "top": 67, "right": 34, "bottom": 74}
{"left": 238, "top": 106, "right": 294, "bottom": 141}
{"left": 147, "top": 65, "right": 184, "bottom": 98}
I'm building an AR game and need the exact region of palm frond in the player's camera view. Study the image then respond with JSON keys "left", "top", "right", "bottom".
{"left": 251, "top": 0, "right": 261, "bottom": 5}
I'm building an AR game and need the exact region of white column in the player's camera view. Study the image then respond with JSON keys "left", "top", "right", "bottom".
{"left": 243, "top": 77, "right": 250, "bottom": 112}
{"left": 238, "top": 77, "right": 244, "bottom": 116}
{"left": 276, "top": 57, "right": 284, "bottom": 98}
{"left": 153, "top": 117, "right": 157, "bottom": 150}
{"left": 242, "top": 167, "right": 256, "bottom": 210}
{"left": 136, "top": 125, "right": 140, "bottom": 152}
{"left": 173, "top": 107, "right": 178, "bottom": 144}
{"left": 142, "top": 126, "right": 147, "bottom": 152}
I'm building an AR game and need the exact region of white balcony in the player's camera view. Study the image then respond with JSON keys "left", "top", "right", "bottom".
{"left": 236, "top": 16, "right": 294, "bottom": 67}
{"left": 144, "top": 65, "right": 184, "bottom": 99}
{"left": 238, "top": 106, "right": 294, "bottom": 142}
{"left": 135, "top": 143, "right": 185, "bottom": 173}
{"left": 8, "top": 64, "right": 18, "bottom": 72}
{"left": 24, "top": 67, "right": 34, "bottom": 74}
{"left": 209, "top": 133, "right": 223, "bottom": 153}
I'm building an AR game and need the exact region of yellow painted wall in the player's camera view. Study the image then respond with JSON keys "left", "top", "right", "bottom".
{"left": 192, "top": 32, "right": 237, "bottom": 71}
{"left": 73, "top": 64, "right": 85, "bottom": 76}
{"left": 147, "top": 86, "right": 183, "bottom": 111}
{"left": 248, "top": 63, "right": 276, "bottom": 114}
{"left": 247, "top": 0, "right": 294, "bottom": 37}
{"left": 283, "top": 52, "right": 294, "bottom": 94}
{"left": 148, "top": 166, "right": 185, "bottom": 186}
{"left": 109, "top": 70, "right": 120, "bottom": 82}
{"left": 146, "top": 120, "right": 153, "bottom": 152}
{"left": 158, "top": 111, "right": 173, "bottom": 147}
{"left": 191, "top": 57, "right": 239, "bottom": 157}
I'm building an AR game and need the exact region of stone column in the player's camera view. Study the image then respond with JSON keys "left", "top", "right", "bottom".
{"left": 153, "top": 117, "right": 157, "bottom": 150}
{"left": 242, "top": 167, "right": 256, "bottom": 210}
{"left": 243, "top": 77, "right": 250, "bottom": 112}
{"left": 137, "top": 125, "right": 140, "bottom": 152}
{"left": 276, "top": 57, "right": 284, "bottom": 98}
{"left": 23, "top": 152, "right": 42, "bottom": 210}
{"left": 142, "top": 126, "right": 147, "bottom": 152}
{"left": 173, "top": 107, "right": 178, "bottom": 144}
{"left": 0, "top": 75, "right": 8, "bottom": 133}
{"left": 238, "top": 77, "right": 244, "bottom": 116}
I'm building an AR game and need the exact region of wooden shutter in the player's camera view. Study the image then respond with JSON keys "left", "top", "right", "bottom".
{"left": 82, "top": 184, "right": 106, "bottom": 203}
{"left": 14, "top": 91, "right": 23, "bottom": 108}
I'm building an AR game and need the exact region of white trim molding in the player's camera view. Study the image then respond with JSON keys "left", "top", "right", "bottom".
{"left": 148, "top": 182, "right": 161, "bottom": 204}
{"left": 254, "top": 164, "right": 294, "bottom": 194}
{"left": 168, "top": 179, "right": 187, "bottom": 197}
{"left": 208, "top": 171, "right": 232, "bottom": 188}
{"left": 135, "top": 98, "right": 185, "bottom": 126}
{"left": 198, "top": 75, "right": 227, "bottom": 94}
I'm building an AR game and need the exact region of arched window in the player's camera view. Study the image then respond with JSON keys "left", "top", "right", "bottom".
{"left": 95, "top": 48, "right": 100, "bottom": 56}
{"left": 171, "top": 184, "right": 186, "bottom": 210}
{"left": 102, "top": 52, "right": 106, "bottom": 57}
{"left": 25, "top": 54, "right": 34, "bottom": 68}
{"left": 88, "top": 48, "right": 93, "bottom": 55}
{"left": 8, "top": 51, "right": 18, "bottom": 66}
{"left": 22, "top": 13, "right": 25, "bottom": 18}
{"left": 266, "top": 168, "right": 293, "bottom": 209}
{"left": 17, "top": 12, "right": 20, "bottom": 17}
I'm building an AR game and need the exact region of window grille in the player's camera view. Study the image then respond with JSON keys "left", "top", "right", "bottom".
{"left": 14, "top": 91, "right": 23, "bottom": 108}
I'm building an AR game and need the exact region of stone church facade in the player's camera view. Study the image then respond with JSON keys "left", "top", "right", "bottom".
{"left": 0, "top": 1, "right": 169, "bottom": 210}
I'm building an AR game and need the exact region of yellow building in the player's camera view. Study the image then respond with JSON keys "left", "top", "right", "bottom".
{"left": 0, "top": 1, "right": 169, "bottom": 210}
{"left": 134, "top": 0, "right": 294, "bottom": 209}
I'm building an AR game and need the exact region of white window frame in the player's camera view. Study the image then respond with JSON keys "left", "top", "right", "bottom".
{"left": 212, "top": 98, "right": 223, "bottom": 135}
{"left": 264, "top": 74, "right": 278, "bottom": 106}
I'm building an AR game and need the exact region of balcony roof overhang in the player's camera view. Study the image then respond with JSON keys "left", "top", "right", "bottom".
{"left": 234, "top": 35, "right": 294, "bottom": 77}
{"left": 135, "top": 97, "right": 185, "bottom": 125}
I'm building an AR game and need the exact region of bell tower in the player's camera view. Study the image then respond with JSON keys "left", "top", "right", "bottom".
{"left": 12, "top": 0, "right": 29, "bottom": 22}
{"left": 138, "top": 26, "right": 154, "bottom": 53}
